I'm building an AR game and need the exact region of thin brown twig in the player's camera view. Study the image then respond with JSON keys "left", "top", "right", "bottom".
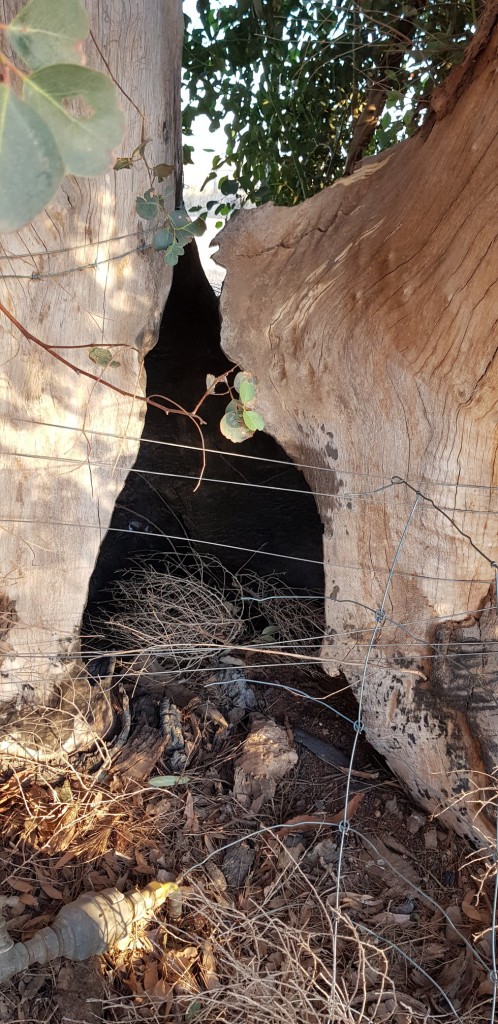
{"left": 0, "top": 301, "right": 210, "bottom": 486}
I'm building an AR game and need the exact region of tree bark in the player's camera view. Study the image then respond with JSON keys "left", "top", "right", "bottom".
{"left": 0, "top": 0, "right": 183, "bottom": 758}
{"left": 216, "top": 10, "right": 498, "bottom": 845}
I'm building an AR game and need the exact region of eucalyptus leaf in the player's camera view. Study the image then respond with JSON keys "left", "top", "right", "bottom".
{"left": 239, "top": 379, "right": 256, "bottom": 404}
{"left": 261, "top": 624, "right": 277, "bottom": 637}
{"left": 169, "top": 208, "right": 192, "bottom": 229}
{"left": 185, "top": 1001, "right": 202, "bottom": 1021}
{"left": 23, "top": 64, "right": 125, "bottom": 176}
{"left": 153, "top": 162, "right": 174, "bottom": 181}
{"left": 243, "top": 408, "right": 265, "bottom": 431}
{"left": 0, "top": 85, "right": 64, "bottom": 232}
{"left": 234, "top": 370, "right": 257, "bottom": 394}
{"left": 153, "top": 228, "right": 174, "bottom": 251}
{"left": 8, "top": 0, "right": 88, "bottom": 71}
{"left": 189, "top": 217, "right": 207, "bottom": 237}
{"left": 164, "top": 248, "right": 180, "bottom": 266}
{"left": 220, "top": 403, "right": 254, "bottom": 443}
{"left": 88, "top": 346, "right": 119, "bottom": 368}
{"left": 137, "top": 190, "right": 159, "bottom": 220}
{"left": 148, "top": 775, "right": 190, "bottom": 788}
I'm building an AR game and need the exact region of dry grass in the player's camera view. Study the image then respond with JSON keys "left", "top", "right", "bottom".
{"left": 104, "top": 552, "right": 247, "bottom": 673}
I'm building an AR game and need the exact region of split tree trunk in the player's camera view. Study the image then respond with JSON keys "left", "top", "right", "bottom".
{"left": 217, "top": 10, "right": 498, "bottom": 845}
{"left": 0, "top": 0, "right": 182, "bottom": 758}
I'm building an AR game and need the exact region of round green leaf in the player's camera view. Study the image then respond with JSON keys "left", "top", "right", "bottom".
{"left": 220, "top": 401, "right": 254, "bottom": 443}
{"left": 169, "top": 208, "right": 192, "bottom": 229}
{"left": 219, "top": 177, "right": 239, "bottom": 195}
{"left": 220, "top": 413, "right": 254, "bottom": 443}
{"left": 239, "top": 379, "right": 256, "bottom": 404}
{"left": 137, "top": 190, "right": 159, "bottom": 220}
{"left": 164, "top": 248, "right": 180, "bottom": 266}
{"left": 153, "top": 228, "right": 174, "bottom": 250}
{"left": 234, "top": 370, "right": 257, "bottom": 394}
{"left": 8, "top": 0, "right": 88, "bottom": 71}
{"left": 243, "top": 408, "right": 265, "bottom": 431}
{"left": 23, "top": 64, "right": 125, "bottom": 176}
{"left": 0, "top": 85, "right": 64, "bottom": 232}
{"left": 88, "top": 346, "right": 120, "bottom": 368}
{"left": 189, "top": 217, "right": 207, "bottom": 237}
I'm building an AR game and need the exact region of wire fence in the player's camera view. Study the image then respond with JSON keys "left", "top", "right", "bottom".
{"left": 1, "top": 420, "right": 498, "bottom": 1022}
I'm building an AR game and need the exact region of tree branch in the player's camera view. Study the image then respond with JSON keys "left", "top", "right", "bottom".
{"left": 344, "top": 0, "right": 426, "bottom": 176}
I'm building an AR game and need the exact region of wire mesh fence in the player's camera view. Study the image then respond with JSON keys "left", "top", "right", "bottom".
{"left": 1, "top": 418, "right": 497, "bottom": 1021}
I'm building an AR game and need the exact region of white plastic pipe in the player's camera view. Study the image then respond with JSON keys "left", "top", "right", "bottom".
{"left": 0, "top": 880, "right": 178, "bottom": 984}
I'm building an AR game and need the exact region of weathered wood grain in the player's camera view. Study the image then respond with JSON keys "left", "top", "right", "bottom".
{"left": 216, "top": 15, "right": 498, "bottom": 844}
{"left": 0, "top": 1, "right": 182, "bottom": 733}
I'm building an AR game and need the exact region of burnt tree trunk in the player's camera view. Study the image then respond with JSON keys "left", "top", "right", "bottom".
{"left": 216, "top": 10, "right": 498, "bottom": 845}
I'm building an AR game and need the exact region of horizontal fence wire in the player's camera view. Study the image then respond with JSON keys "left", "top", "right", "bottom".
{"left": 1, "top": 515, "right": 496, "bottom": 583}
{"left": 0, "top": 230, "right": 161, "bottom": 279}
{"left": 2, "top": 447, "right": 498, "bottom": 513}
{"left": 8, "top": 415, "right": 498, "bottom": 491}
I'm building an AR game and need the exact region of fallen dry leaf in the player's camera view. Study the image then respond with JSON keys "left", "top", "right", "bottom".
{"left": 477, "top": 976, "right": 497, "bottom": 997}
{"left": 461, "top": 889, "right": 485, "bottom": 923}
{"left": 281, "top": 792, "right": 364, "bottom": 833}
{"left": 436, "top": 948, "right": 474, "bottom": 1003}
{"left": 184, "top": 790, "right": 199, "bottom": 833}
{"left": 18, "top": 892, "right": 39, "bottom": 908}
{"left": 38, "top": 878, "right": 64, "bottom": 900}
{"left": 6, "top": 877, "right": 34, "bottom": 893}
{"left": 153, "top": 976, "right": 173, "bottom": 1008}
{"left": 200, "top": 939, "right": 219, "bottom": 991}
{"left": 122, "top": 969, "right": 144, "bottom": 997}
{"left": 135, "top": 849, "right": 155, "bottom": 875}
{"left": 143, "top": 958, "right": 160, "bottom": 995}
{"left": 361, "top": 835, "right": 421, "bottom": 886}
{"left": 53, "top": 849, "right": 75, "bottom": 870}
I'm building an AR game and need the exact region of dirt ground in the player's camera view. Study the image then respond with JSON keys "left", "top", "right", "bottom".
{"left": 0, "top": 565, "right": 496, "bottom": 1023}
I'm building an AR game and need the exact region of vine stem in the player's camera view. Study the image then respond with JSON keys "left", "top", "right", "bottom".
{"left": 0, "top": 301, "right": 210, "bottom": 488}
{"left": 0, "top": 51, "right": 27, "bottom": 82}
{"left": 190, "top": 366, "right": 237, "bottom": 418}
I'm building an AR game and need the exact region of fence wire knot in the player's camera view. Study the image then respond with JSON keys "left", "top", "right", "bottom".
{"left": 338, "top": 819, "right": 350, "bottom": 834}
{"left": 353, "top": 718, "right": 365, "bottom": 734}
{"left": 374, "top": 608, "right": 386, "bottom": 625}
{"left": 489, "top": 970, "right": 498, "bottom": 986}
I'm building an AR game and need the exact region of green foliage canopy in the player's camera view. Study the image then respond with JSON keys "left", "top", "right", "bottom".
{"left": 183, "top": 0, "right": 480, "bottom": 206}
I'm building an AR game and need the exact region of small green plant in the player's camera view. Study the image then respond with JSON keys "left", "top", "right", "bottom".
{"left": 216, "top": 370, "right": 266, "bottom": 444}
{"left": 119, "top": 151, "right": 206, "bottom": 267}
{"left": 0, "top": 0, "right": 124, "bottom": 232}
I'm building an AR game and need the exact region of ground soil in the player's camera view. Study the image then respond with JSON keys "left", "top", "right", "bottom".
{"left": 0, "top": 654, "right": 495, "bottom": 1024}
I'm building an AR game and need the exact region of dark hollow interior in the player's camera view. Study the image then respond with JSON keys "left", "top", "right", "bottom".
{"left": 86, "top": 242, "right": 324, "bottom": 615}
